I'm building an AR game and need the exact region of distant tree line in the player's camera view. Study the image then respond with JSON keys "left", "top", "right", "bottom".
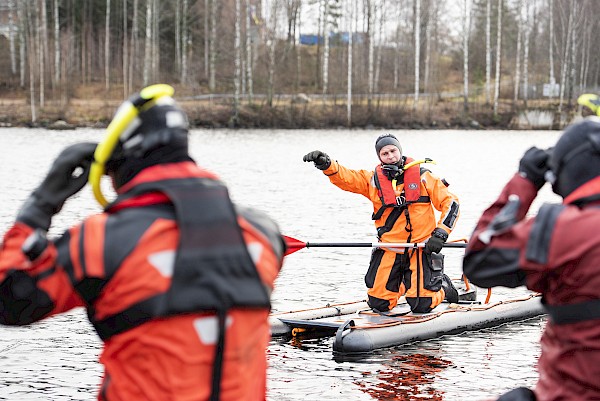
{"left": 0, "top": 0, "right": 598, "bottom": 124}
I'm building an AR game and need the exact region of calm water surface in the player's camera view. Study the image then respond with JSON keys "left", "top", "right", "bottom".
{"left": 0, "top": 128, "right": 560, "bottom": 400}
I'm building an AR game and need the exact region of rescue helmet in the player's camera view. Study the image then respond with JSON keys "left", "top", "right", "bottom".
{"left": 89, "top": 84, "right": 190, "bottom": 206}
{"left": 577, "top": 94, "right": 600, "bottom": 117}
{"left": 548, "top": 117, "right": 600, "bottom": 199}
{"left": 375, "top": 133, "right": 402, "bottom": 159}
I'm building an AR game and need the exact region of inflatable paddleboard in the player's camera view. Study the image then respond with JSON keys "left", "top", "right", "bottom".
{"left": 271, "top": 282, "right": 545, "bottom": 354}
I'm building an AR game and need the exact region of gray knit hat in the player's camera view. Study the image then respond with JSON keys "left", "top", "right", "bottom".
{"left": 375, "top": 134, "right": 402, "bottom": 156}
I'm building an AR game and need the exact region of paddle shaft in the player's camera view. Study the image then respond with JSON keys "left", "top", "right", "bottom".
{"left": 282, "top": 235, "right": 467, "bottom": 255}
{"left": 302, "top": 242, "right": 467, "bottom": 249}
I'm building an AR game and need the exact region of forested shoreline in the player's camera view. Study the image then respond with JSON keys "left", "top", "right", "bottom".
{"left": 0, "top": 0, "right": 597, "bottom": 129}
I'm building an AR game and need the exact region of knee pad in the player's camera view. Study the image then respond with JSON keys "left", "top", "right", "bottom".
{"left": 406, "top": 297, "right": 433, "bottom": 313}
{"left": 367, "top": 296, "right": 391, "bottom": 312}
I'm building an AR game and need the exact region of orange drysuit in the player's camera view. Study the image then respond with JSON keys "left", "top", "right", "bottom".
{"left": 322, "top": 158, "right": 459, "bottom": 312}
{"left": 0, "top": 161, "right": 285, "bottom": 401}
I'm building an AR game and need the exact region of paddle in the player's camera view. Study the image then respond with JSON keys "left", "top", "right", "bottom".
{"left": 284, "top": 235, "right": 467, "bottom": 256}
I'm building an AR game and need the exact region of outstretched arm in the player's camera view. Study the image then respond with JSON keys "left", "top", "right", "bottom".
{"left": 303, "top": 150, "right": 372, "bottom": 198}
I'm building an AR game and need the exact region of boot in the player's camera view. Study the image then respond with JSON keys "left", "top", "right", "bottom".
{"left": 442, "top": 274, "right": 459, "bottom": 304}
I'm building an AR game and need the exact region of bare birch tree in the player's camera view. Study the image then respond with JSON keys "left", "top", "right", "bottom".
{"left": 462, "top": 0, "right": 470, "bottom": 113}
{"left": 143, "top": 0, "right": 152, "bottom": 85}
{"left": 566, "top": 4, "right": 580, "bottom": 108}
{"left": 393, "top": 0, "right": 402, "bottom": 90}
{"left": 151, "top": 0, "right": 159, "bottom": 82}
{"left": 485, "top": 0, "right": 491, "bottom": 103}
{"left": 374, "top": 0, "right": 385, "bottom": 93}
{"left": 367, "top": 0, "right": 374, "bottom": 108}
{"left": 294, "top": 3, "right": 301, "bottom": 93}
{"left": 26, "top": 1, "right": 37, "bottom": 122}
{"left": 322, "top": 0, "right": 330, "bottom": 96}
{"left": 175, "top": 0, "right": 181, "bottom": 75}
{"left": 105, "top": 0, "right": 111, "bottom": 91}
{"left": 558, "top": 0, "right": 574, "bottom": 113}
{"left": 513, "top": 0, "right": 523, "bottom": 104}
{"left": 209, "top": 0, "right": 218, "bottom": 91}
{"left": 347, "top": 0, "right": 354, "bottom": 126}
{"left": 181, "top": 0, "right": 189, "bottom": 84}
{"left": 315, "top": 0, "right": 323, "bottom": 89}
{"left": 17, "top": 1, "right": 26, "bottom": 87}
{"left": 41, "top": 0, "right": 50, "bottom": 90}
{"left": 581, "top": 5, "right": 591, "bottom": 90}
{"left": 234, "top": 0, "right": 241, "bottom": 121}
{"left": 413, "top": 0, "right": 420, "bottom": 110}
{"left": 129, "top": 0, "right": 139, "bottom": 94}
{"left": 548, "top": 0, "right": 555, "bottom": 91}
{"left": 53, "top": 0, "right": 60, "bottom": 86}
{"left": 522, "top": 0, "right": 531, "bottom": 106}
{"left": 123, "top": 0, "right": 129, "bottom": 98}
{"left": 423, "top": 0, "right": 433, "bottom": 95}
{"left": 38, "top": 0, "right": 45, "bottom": 107}
{"left": 246, "top": 1, "right": 254, "bottom": 102}
{"left": 493, "top": 0, "right": 502, "bottom": 115}
{"left": 267, "top": 0, "right": 278, "bottom": 107}
{"left": 8, "top": 0, "right": 17, "bottom": 75}
{"left": 204, "top": 0, "right": 209, "bottom": 78}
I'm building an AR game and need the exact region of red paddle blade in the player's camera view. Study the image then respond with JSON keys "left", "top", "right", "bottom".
{"left": 283, "top": 235, "right": 306, "bottom": 256}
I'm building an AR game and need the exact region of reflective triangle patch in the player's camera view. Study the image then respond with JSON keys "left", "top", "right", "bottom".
{"left": 148, "top": 250, "right": 176, "bottom": 278}
{"left": 193, "top": 316, "right": 233, "bottom": 345}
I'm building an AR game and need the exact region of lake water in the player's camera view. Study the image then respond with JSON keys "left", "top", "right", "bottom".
{"left": 0, "top": 127, "right": 561, "bottom": 400}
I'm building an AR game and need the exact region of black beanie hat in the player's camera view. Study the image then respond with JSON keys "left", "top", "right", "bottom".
{"left": 375, "top": 134, "right": 402, "bottom": 156}
{"left": 549, "top": 117, "right": 600, "bottom": 198}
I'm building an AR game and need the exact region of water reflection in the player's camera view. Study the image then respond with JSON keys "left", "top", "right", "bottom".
{"left": 354, "top": 352, "right": 451, "bottom": 401}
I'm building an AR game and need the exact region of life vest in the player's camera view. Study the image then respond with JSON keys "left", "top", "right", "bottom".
{"left": 372, "top": 157, "right": 429, "bottom": 221}
{"left": 88, "top": 174, "right": 271, "bottom": 340}
{"left": 85, "top": 169, "right": 271, "bottom": 401}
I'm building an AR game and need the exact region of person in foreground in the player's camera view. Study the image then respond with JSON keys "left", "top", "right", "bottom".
{"left": 0, "top": 84, "right": 285, "bottom": 401}
{"left": 463, "top": 118, "right": 600, "bottom": 401}
{"left": 303, "top": 134, "right": 460, "bottom": 313}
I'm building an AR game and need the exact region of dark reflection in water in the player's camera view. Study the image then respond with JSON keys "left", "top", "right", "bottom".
{"left": 354, "top": 353, "right": 451, "bottom": 401}
{"left": 268, "top": 315, "right": 545, "bottom": 401}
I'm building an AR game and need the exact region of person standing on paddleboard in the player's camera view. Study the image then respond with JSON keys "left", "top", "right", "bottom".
{"left": 0, "top": 84, "right": 286, "bottom": 401}
{"left": 303, "top": 133, "right": 460, "bottom": 313}
{"left": 463, "top": 117, "right": 600, "bottom": 401}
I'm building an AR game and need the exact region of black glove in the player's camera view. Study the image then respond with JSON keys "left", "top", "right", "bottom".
{"left": 518, "top": 147, "right": 550, "bottom": 190}
{"left": 17, "top": 142, "right": 98, "bottom": 231}
{"left": 303, "top": 150, "right": 331, "bottom": 170}
{"left": 425, "top": 228, "right": 448, "bottom": 254}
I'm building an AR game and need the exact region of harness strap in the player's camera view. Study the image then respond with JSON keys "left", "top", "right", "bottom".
{"left": 372, "top": 195, "right": 430, "bottom": 221}
{"left": 210, "top": 308, "right": 227, "bottom": 401}
{"left": 543, "top": 297, "right": 600, "bottom": 325}
{"left": 91, "top": 294, "right": 165, "bottom": 340}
